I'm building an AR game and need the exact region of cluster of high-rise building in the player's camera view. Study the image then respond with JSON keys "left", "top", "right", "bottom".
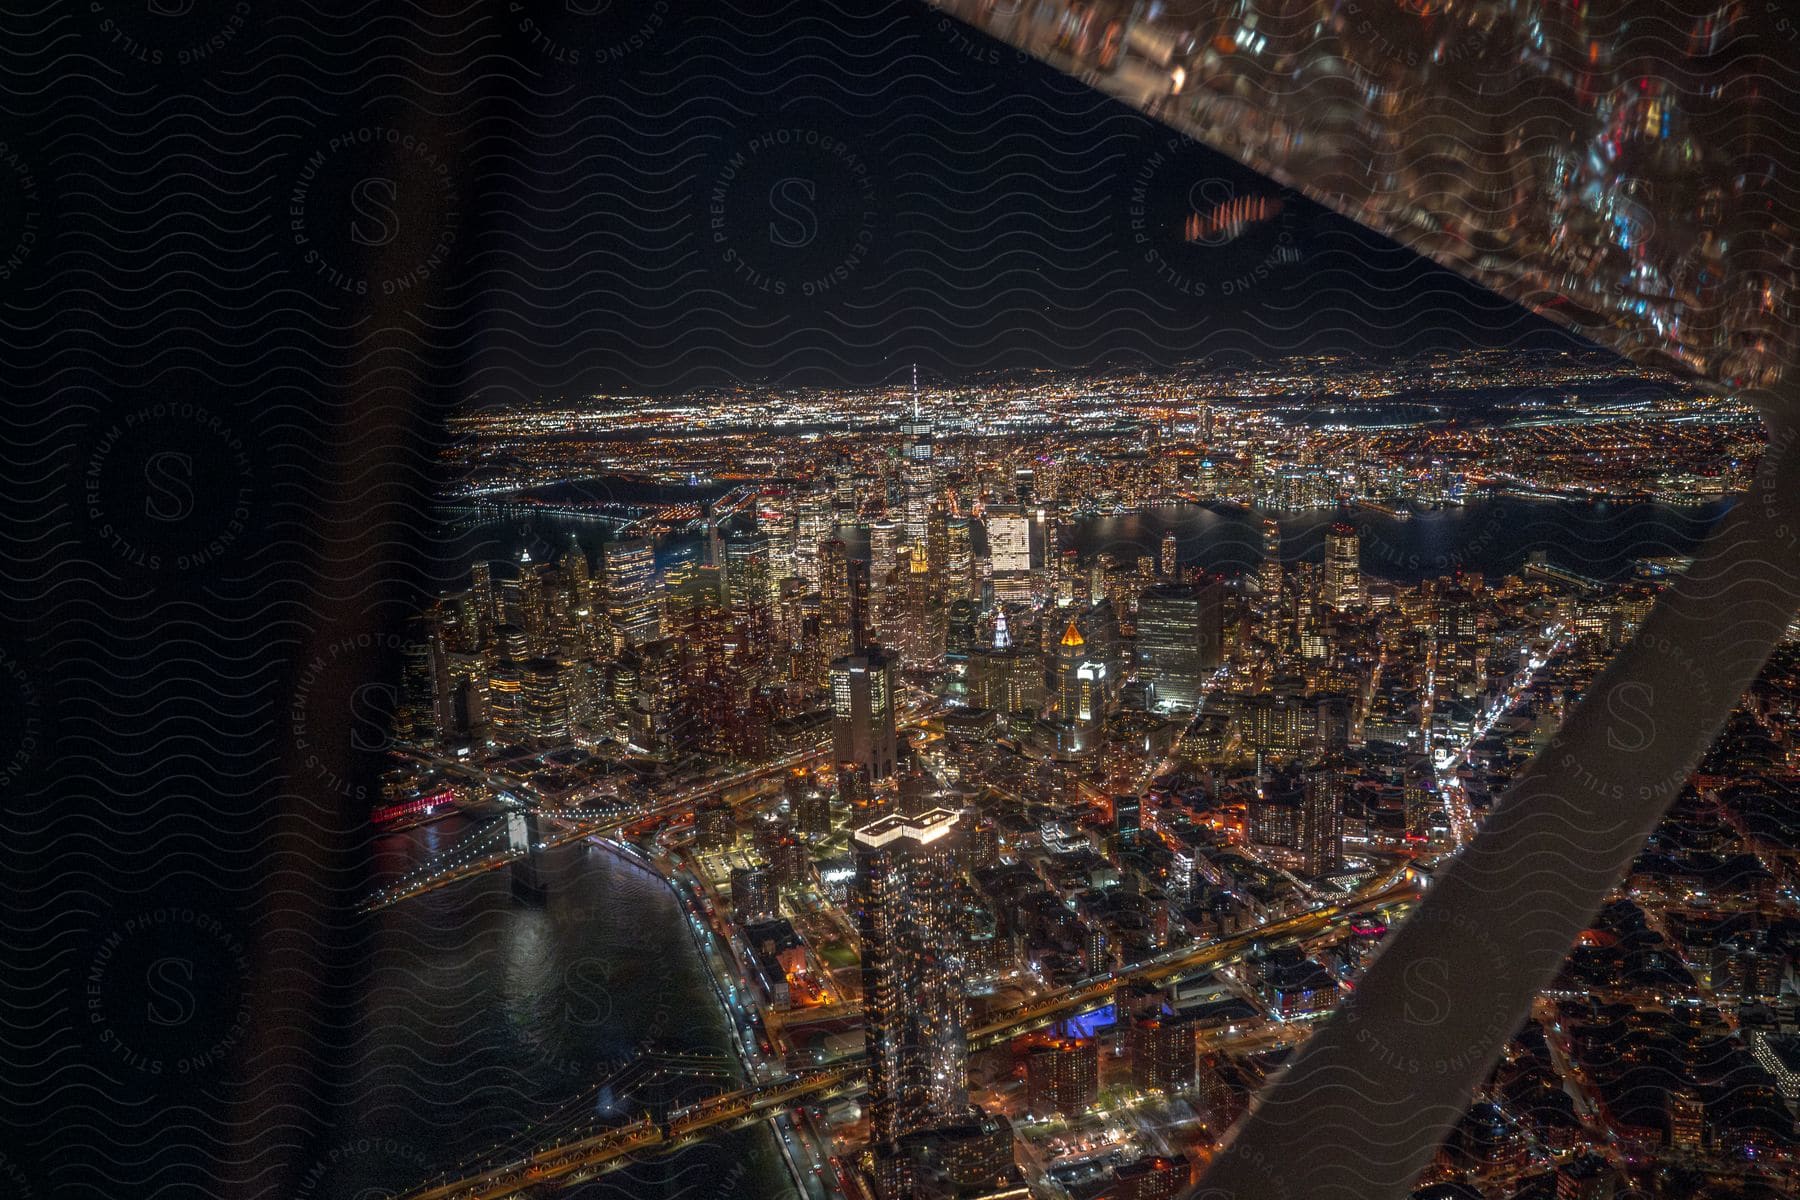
{"left": 379, "top": 358, "right": 1799, "bottom": 1200}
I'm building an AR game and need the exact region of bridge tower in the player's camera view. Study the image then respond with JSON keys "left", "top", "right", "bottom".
{"left": 507, "top": 809, "right": 547, "bottom": 902}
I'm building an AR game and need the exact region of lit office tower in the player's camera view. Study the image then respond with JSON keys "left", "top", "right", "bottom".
{"left": 469, "top": 560, "right": 496, "bottom": 626}
{"left": 852, "top": 808, "right": 967, "bottom": 1151}
{"left": 1160, "top": 531, "right": 1178, "bottom": 578}
{"left": 496, "top": 562, "right": 524, "bottom": 628}
{"left": 1136, "top": 580, "right": 1225, "bottom": 712}
{"left": 1323, "top": 520, "right": 1363, "bottom": 609}
{"left": 943, "top": 515, "right": 975, "bottom": 599}
{"left": 900, "top": 364, "right": 934, "bottom": 545}
{"left": 1113, "top": 792, "right": 1141, "bottom": 849}
{"left": 518, "top": 549, "right": 550, "bottom": 653}
{"left": 1054, "top": 619, "right": 1087, "bottom": 716}
{"left": 520, "top": 657, "right": 570, "bottom": 746}
{"left": 724, "top": 529, "right": 773, "bottom": 614}
{"left": 967, "top": 610, "right": 1045, "bottom": 716}
{"left": 831, "top": 644, "right": 897, "bottom": 781}
{"left": 870, "top": 519, "right": 904, "bottom": 578}
{"left": 1054, "top": 619, "right": 1107, "bottom": 732}
{"left": 985, "top": 506, "right": 1031, "bottom": 574}
{"left": 925, "top": 509, "right": 949, "bottom": 598}
{"left": 794, "top": 496, "right": 832, "bottom": 587}
{"left": 820, "top": 538, "right": 873, "bottom": 658}
{"left": 1299, "top": 759, "right": 1346, "bottom": 876}
{"left": 601, "top": 537, "right": 662, "bottom": 651}
{"left": 486, "top": 663, "right": 523, "bottom": 740}
{"left": 562, "top": 535, "right": 600, "bottom": 652}
{"left": 1258, "top": 517, "right": 1282, "bottom": 600}
{"left": 968, "top": 645, "right": 1045, "bottom": 718}
{"left": 820, "top": 535, "right": 849, "bottom": 620}
{"left": 845, "top": 556, "right": 873, "bottom": 653}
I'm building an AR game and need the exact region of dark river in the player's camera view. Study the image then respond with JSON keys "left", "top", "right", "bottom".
{"left": 331, "top": 823, "right": 798, "bottom": 1200}
{"left": 1073, "top": 496, "right": 1731, "bottom": 582}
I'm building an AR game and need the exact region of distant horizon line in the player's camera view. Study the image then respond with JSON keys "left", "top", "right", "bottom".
{"left": 473, "top": 345, "right": 1657, "bottom": 409}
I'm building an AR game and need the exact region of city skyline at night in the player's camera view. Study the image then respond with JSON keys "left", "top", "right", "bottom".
{"left": 6, "top": 3, "right": 1798, "bottom": 1200}
{"left": 366, "top": 342, "right": 1797, "bottom": 1200}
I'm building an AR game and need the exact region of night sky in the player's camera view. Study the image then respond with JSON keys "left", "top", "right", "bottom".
{"left": 452, "top": 1, "right": 1584, "bottom": 396}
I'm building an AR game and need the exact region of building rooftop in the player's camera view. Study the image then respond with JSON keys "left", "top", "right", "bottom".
{"left": 852, "top": 806, "right": 960, "bottom": 848}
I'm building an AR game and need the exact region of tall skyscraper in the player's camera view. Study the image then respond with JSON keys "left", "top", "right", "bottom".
{"left": 901, "top": 364, "right": 934, "bottom": 545}
{"left": 486, "top": 663, "right": 523, "bottom": 740}
{"left": 1258, "top": 517, "right": 1282, "bottom": 601}
{"left": 1299, "top": 759, "right": 1346, "bottom": 876}
{"left": 943, "top": 515, "right": 975, "bottom": 600}
{"left": 1160, "top": 531, "right": 1178, "bottom": 577}
{"left": 1053, "top": 618, "right": 1107, "bottom": 731}
{"left": 793, "top": 495, "right": 833, "bottom": 587}
{"left": 723, "top": 529, "right": 774, "bottom": 614}
{"left": 967, "top": 612, "right": 1043, "bottom": 716}
{"left": 602, "top": 537, "right": 662, "bottom": 651}
{"left": 831, "top": 644, "right": 898, "bottom": 781}
{"left": 1136, "top": 581, "right": 1225, "bottom": 712}
{"left": 1323, "top": 521, "right": 1363, "bottom": 610}
{"left": 1054, "top": 618, "right": 1088, "bottom": 718}
{"left": 870, "top": 519, "right": 904, "bottom": 577}
{"left": 520, "top": 657, "right": 569, "bottom": 747}
{"left": 852, "top": 808, "right": 966, "bottom": 1150}
{"left": 819, "top": 538, "right": 874, "bottom": 661}
{"left": 847, "top": 556, "right": 873, "bottom": 653}
{"left": 985, "top": 506, "right": 1031, "bottom": 574}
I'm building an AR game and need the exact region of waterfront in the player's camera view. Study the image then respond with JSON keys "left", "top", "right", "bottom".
{"left": 1076, "top": 495, "right": 1732, "bottom": 583}
{"left": 446, "top": 494, "right": 1734, "bottom": 586}
{"left": 331, "top": 826, "right": 797, "bottom": 1200}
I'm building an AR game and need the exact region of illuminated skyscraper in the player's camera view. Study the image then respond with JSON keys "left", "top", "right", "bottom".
{"left": 831, "top": 644, "right": 897, "bottom": 781}
{"left": 1258, "top": 517, "right": 1282, "bottom": 600}
{"left": 793, "top": 495, "right": 833, "bottom": 587}
{"left": 870, "top": 518, "right": 904, "bottom": 580}
{"left": 1054, "top": 618, "right": 1088, "bottom": 718}
{"left": 519, "top": 550, "right": 545, "bottom": 642}
{"left": 848, "top": 557, "right": 873, "bottom": 653}
{"left": 1299, "top": 759, "right": 1346, "bottom": 876}
{"left": 469, "top": 560, "right": 496, "bottom": 627}
{"left": 901, "top": 364, "right": 934, "bottom": 545}
{"left": 1323, "top": 521, "right": 1363, "bottom": 610}
{"left": 602, "top": 537, "right": 662, "bottom": 650}
{"left": 852, "top": 808, "right": 966, "bottom": 1151}
{"left": 967, "top": 646, "right": 1044, "bottom": 717}
{"left": 1136, "top": 581, "right": 1224, "bottom": 712}
{"left": 1049, "top": 619, "right": 1107, "bottom": 755}
{"left": 943, "top": 516, "right": 975, "bottom": 598}
{"left": 820, "top": 538, "right": 874, "bottom": 661}
{"left": 723, "top": 529, "right": 773, "bottom": 615}
{"left": 967, "top": 612, "right": 1043, "bottom": 716}
{"left": 985, "top": 506, "right": 1031, "bottom": 574}
{"left": 486, "top": 663, "right": 523, "bottom": 740}
{"left": 520, "top": 656, "right": 569, "bottom": 747}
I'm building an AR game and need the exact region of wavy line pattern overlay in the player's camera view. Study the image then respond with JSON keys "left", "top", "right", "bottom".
{"left": 1, "top": 3, "right": 1794, "bottom": 1200}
